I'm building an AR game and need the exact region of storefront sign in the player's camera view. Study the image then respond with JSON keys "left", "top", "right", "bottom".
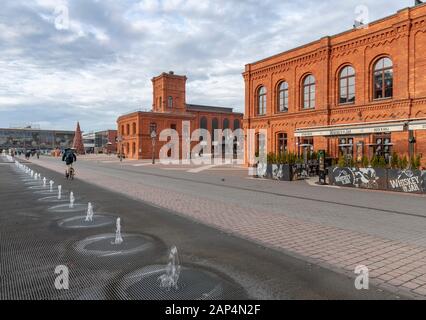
{"left": 295, "top": 123, "right": 405, "bottom": 137}
{"left": 409, "top": 121, "right": 426, "bottom": 131}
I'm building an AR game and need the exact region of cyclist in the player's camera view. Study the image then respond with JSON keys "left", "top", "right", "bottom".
{"left": 62, "top": 148, "right": 77, "bottom": 178}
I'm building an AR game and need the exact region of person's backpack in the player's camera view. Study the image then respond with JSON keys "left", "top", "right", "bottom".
{"left": 66, "top": 152, "right": 74, "bottom": 162}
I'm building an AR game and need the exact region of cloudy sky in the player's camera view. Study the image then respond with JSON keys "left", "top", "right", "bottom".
{"left": 0, "top": 0, "right": 413, "bottom": 132}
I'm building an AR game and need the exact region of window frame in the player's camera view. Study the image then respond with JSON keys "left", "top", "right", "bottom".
{"left": 338, "top": 66, "right": 356, "bottom": 105}
{"left": 257, "top": 86, "right": 267, "bottom": 116}
{"left": 276, "top": 132, "right": 288, "bottom": 154}
{"left": 277, "top": 81, "right": 289, "bottom": 113}
{"left": 373, "top": 57, "right": 393, "bottom": 101}
{"left": 302, "top": 75, "right": 316, "bottom": 110}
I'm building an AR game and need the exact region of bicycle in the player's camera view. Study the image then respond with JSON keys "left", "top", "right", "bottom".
{"left": 65, "top": 164, "right": 75, "bottom": 180}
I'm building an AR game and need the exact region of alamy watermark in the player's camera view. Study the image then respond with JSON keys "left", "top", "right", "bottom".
{"left": 54, "top": 5, "right": 70, "bottom": 30}
{"left": 354, "top": 265, "right": 369, "bottom": 290}
{"left": 144, "top": 121, "right": 267, "bottom": 176}
{"left": 54, "top": 265, "right": 69, "bottom": 290}
{"left": 354, "top": 5, "right": 369, "bottom": 29}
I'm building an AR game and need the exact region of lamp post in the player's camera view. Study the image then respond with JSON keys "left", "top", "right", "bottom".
{"left": 116, "top": 136, "right": 123, "bottom": 162}
{"left": 151, "top": 130, "right": 157, "bottom": 165}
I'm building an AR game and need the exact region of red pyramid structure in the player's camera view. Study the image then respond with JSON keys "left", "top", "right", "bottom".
{"left": 72, "top": 122, "right": 85, "bottom": 155}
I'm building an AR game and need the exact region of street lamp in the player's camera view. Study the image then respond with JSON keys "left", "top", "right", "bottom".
{"left": 151, "top": 130, "right": 157, "bottom": 164}
{"left": 116, "top": 136, "right": 123, "bottom": 162}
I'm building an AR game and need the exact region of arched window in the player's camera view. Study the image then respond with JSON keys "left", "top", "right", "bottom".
{"left": 339, "top": 66, "right": 355, "bottom": 104}
{"left": 302, "top": 75, "right": 315, "bottom": 109}
{"left": 257, "top": 86, "right": 267, "bottom": 115}
{"left": 168, "top": 96, "right": 173, "bottom": 108}
{"left": 233, "top": 119, "right": 240, "bottom": 130}
{"left": 200, "top": 117, "right": 208, "bottom": 130}
{"left": 132, "top": 142, "right": 136, "bottom": 155}
{"left": 126, "top": 124, "right": 130, "bottom": 135}
{"left": 223, "top": 118, "right": 229, "bottom": 129}
{"left": 212, "top": 118, "right": 219, "bottom": 131}
{"left": 121, "top": 125, "right": 124, "bottom": 135}
{"left": 132, "top": 123, "right": 136, "bottom": 135}
{"left": 373, "top": 57, "right": 393, "bottom": 100}
{"left": 278, "top": 82, "right": 289, "bottom": 112}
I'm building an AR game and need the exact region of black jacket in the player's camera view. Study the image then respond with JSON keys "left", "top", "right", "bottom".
{"left": 62, "top": 151, "right": 77, "bottom": 165}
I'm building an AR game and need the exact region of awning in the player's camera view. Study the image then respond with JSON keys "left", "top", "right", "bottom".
{"left": 409, "top": 120, "right": 426, "bottom": 131}
{"left": 295, "top": 122, "right": 405, "bottom": 137}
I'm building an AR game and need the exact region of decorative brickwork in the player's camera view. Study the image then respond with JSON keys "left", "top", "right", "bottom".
{"left": 243, "top": 4, "right": 426, "bottom": 167}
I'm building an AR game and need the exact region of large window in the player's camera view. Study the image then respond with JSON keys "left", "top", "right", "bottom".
{"left": 257, "top": 86, "right": 267, "bottom": 115}
{"left": 339, "top": 66, "right": 355, "bottom": 104}
{"left": 373, "top": 57, "right": 393, "bottom": 100}
{"left": 223, "top": 118, "right": 229, "bottom": 129}
{"left": 233, "top": 119, "right": 240, "bottom": 130}
{"left": 302, "top": 75, "right": 315, "bottom": 109}
{"left": 212, "top": 118, "right": 219, "bottom": 131}
{"left": 338, "top": 137, "right": 354, "bottom": 158}
{"left": 278, "top": 82, "right": 289, "bottom": 112}
{"left": 200, "top": 117, "right": 208, "bottom": 130}
{"left": 168, "top": 96, "right": 173, "bottom": 108}
{"left": 277, "top": 133, "right": 288, "bottom": 154}
{"left": 374, "top": 134, "right": 392, "bottom": 162}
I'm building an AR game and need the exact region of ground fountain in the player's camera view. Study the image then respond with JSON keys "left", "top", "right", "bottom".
{"left": 58, "top": 185, "right": 62, "bottom": 200}
{"left": 49, "top": 180, "right": 54, "bottom": 192}
{"left": 158, "top": 246, "right": 181, "bottom": 291}
{"left": 85, "top": 203, "right": 94, "bottom": 222}
{"left": 73, "top": 218, "right": 156, "bottom": 258}
{"left": 69, "top": 192, "right": 75, "bottom": 208}
{"left": 112, "top": 218, "right": 123, "bottom": 245}
{"left": 57, "top": 203, "right": 115, "bottom": 229}
{"left": 116, "top": 245, "right": 239, "bottom": 300}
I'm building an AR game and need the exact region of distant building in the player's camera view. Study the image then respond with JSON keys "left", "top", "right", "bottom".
{"left": 117, "top": 71, "right": 243, "bottom": 159}
{"left": 0, "top": 127, "right": 74, "bottom": 151}
{"left": 83, "top": 131, "right": 95, "bottom": 153}
{"left": 83, "top": 130, "right": 117, "bottom": 154}
{"left": 95, "top": 130, "right": 117, "bottom": 154}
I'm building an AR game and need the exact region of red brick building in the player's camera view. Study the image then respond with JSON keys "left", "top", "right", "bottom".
{"left": 117, "top": 72, "right": 243, "bottom": 159}
{"left": 243, "top": 3, "right": 426, "bottom": 167}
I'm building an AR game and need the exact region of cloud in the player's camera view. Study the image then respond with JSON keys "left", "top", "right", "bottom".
{"left": 0, "top": 0, "right": 414, "bottom": 131}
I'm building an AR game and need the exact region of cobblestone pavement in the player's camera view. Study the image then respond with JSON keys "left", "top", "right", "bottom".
{"left": 27, "top": 155, "right": 426, "bottom": 299}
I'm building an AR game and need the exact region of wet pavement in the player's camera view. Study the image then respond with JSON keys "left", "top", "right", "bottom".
{"left": 0, "top": 156, "right": 404, "bottom": 300}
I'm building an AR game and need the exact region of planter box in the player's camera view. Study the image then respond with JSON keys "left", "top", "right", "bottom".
{"left": 271, "top": 164, "right": 293, "bottom": 181}
{"left": 329, "top": 167, "right": 385, "bottom": 190}
{"left": 254, "top": 163, "right": 293, "bottom": 181}
{"left": 329, "top": 167, "right": 426, "bottom": 194}
{"left": 423, "top": 171, "right": 426, "bottom": 191}
{"left": 387, "top": 169, "right": 424, "bottom": 194}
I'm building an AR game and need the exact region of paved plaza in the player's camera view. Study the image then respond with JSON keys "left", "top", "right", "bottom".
{"left": 0, "top": 155, "right": 396, "bottom": 300}
{"left": 3, "top": 154, "right": 423, "bottom": 299}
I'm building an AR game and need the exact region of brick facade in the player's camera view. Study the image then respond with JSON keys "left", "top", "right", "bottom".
{"left": 243, "top": 4, "right": 426, "bottom": 167}
{"left": 117, "top": 72, "right": 243, "bottom": 160}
